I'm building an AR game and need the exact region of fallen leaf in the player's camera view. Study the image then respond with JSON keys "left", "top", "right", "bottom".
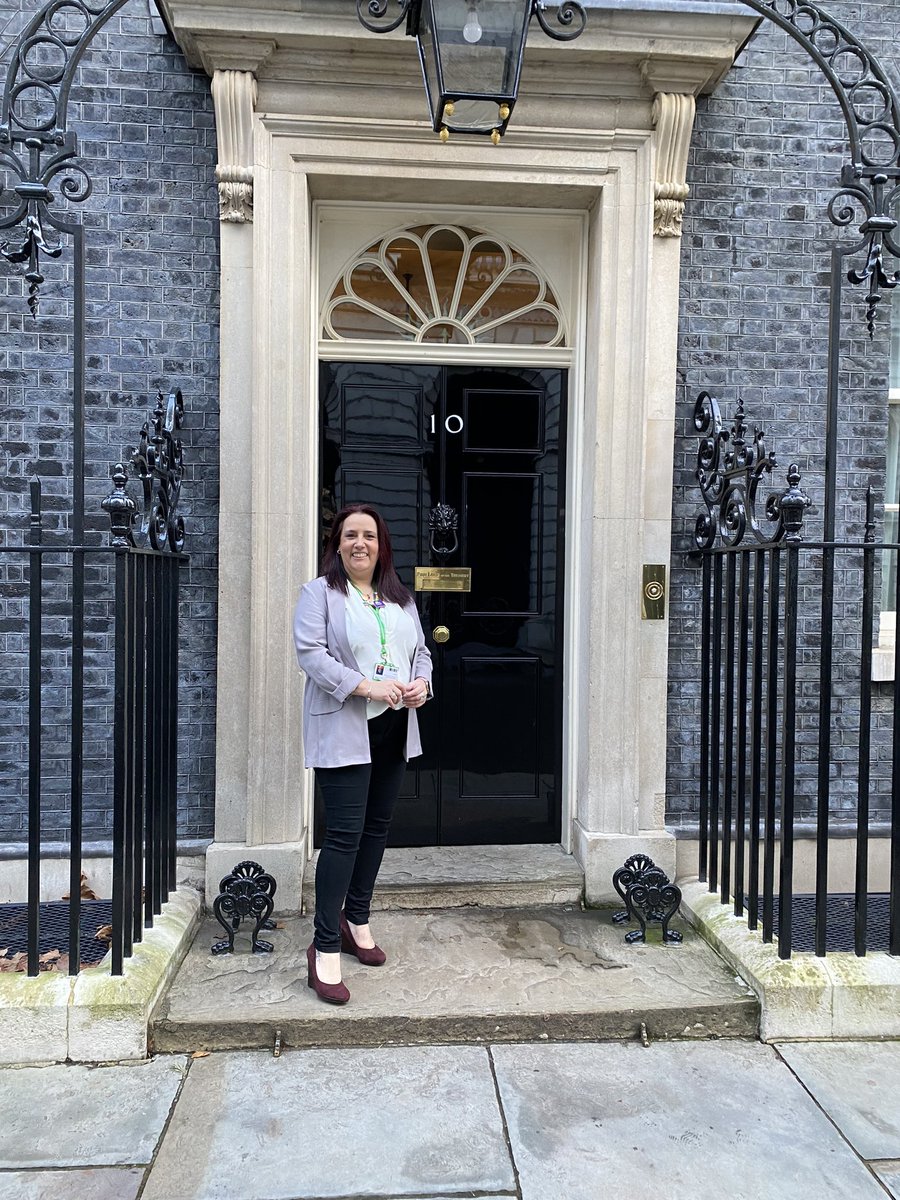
{"left": 275, "top": 922, "right": 286, "bottom": 930}
{"left": 191, "top": 1051, "right": 210, "bottom": 1059}
{"left": 62, "top": 872, "right": 100, "bottom": 901}
{"left": 0, "top": 950, "right": 78, "bottom": 974}
{"left": 95, "top": 925, "right": 113, "bottom": 942}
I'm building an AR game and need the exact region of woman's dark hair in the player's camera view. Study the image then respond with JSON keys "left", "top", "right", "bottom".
{"left": 322, "top": 503, "right": 412, "bottom": 605}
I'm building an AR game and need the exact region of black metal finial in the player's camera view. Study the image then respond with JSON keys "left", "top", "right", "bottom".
{"left": 102, "top": 463, "right": 137, "bottom": 547}
{"left": 779, "top": 463, "right": 811, "bottom": 543}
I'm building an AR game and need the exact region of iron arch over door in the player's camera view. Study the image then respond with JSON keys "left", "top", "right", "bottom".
{"left": 317, "top": 361, "right": 567, "bottom": 846}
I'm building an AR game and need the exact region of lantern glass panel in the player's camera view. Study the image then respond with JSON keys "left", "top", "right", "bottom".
{"left": 419, "top": 0, "right": 529, "bottom": 131}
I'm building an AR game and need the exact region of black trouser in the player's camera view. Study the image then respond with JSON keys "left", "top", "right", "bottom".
{"left": 313, "top": 708, "right": 409, "bottom": 953}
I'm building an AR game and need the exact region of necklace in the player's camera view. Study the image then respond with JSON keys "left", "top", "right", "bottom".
{"left": 351, "top": 583, "right": 384, "bottom": 610}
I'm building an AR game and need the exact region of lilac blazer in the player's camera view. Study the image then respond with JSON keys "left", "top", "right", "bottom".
{"left": 293, "top": 576, "right": 433, "bottom": 769}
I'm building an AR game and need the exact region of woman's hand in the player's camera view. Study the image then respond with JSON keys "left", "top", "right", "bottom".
{"left": 401, "top": 677, "right": 430, "bottom": 708}
{"left": 354, "top": 678, "right": 405, "bottom": 707}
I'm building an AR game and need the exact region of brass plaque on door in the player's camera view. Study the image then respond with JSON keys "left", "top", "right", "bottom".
{"left": 415, "top": 567, "right": 472, "bottom": 593}
{"left": 642, "top": 565, "right": 666, "bottom": 620}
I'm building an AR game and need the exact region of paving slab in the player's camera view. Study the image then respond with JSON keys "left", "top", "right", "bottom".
{"left": 491, "top": 1040, "right": 887, "bottom": 1200}
{"left": 776, "top": 1042, "right": 900, "bottom": 1160}
{"left": 0, "top": 1168, "right": 143, "bottom": 1200}
{"left": 152, "top": 906, "right": 758, "bottom": 1051}
{"left": 141, "top": 1046, "right": 514, "bottom": 1200}
{"left": 874, "top": 1161, "right": 900, "bottom": 1199}
{"left": 0, "top": 1057, "right": 186, "bottom": 1168}
{"left": 303, "top": 844, "right": 584, "bottom": 910}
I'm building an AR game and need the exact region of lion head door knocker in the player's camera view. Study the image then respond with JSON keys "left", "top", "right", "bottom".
{"left": 428, "top": 503, "right": 459, "bottom": 558}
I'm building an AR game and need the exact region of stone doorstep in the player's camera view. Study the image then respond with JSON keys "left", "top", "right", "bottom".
{"left": 0, "top": 888, "right": 202, "bottom": 1066}
{"left": 300, "top": 843, "right": 585, "bottom": 912}
{"left": 149, "top": 906, "right": 760, "bottom": 1053}
{"left": 679, "top": 880, "right": 900, "bottom": 1042}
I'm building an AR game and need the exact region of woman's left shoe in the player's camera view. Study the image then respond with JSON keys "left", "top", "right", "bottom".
{"left": 340, "top": 912, "right": 387, "bottom": 966}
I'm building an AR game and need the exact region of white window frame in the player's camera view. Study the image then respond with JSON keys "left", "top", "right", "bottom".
{"left": 873, "top": 334, "right": 900, "bottom": 680}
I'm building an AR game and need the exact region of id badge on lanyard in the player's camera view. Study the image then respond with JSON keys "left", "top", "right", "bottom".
{"left": 355, "top": 585, "right": 400, "bottom": 681}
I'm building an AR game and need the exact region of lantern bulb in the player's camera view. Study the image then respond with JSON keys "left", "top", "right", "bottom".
{"left": 463, "top": 4, "right": 483, "bottom": 44}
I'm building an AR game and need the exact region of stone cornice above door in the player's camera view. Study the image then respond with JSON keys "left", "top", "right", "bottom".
{"left": 157, "top": 0, "right": 757, "bottom": 101}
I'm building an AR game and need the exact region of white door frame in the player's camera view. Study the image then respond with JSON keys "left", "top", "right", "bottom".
{"left": 207, "top": 117, "right": 682, "bottom": 907}
{"left": 312, "top": 200, "right": 585, "bottom": 856}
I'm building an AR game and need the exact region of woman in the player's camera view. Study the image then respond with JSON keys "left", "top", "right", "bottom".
{"left": 293, "top": 503, "right": 433, "bottom": 1005}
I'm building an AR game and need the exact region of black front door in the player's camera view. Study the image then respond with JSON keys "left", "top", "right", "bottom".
{"left": 318, "top": 361, "right": 566, "bottom": 846}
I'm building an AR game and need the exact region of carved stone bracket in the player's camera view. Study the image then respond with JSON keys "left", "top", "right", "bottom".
{"left": 651, "top": 92, "right": 696, "bottom": 238}
{"left": 211, "top": 70, "right": 258, "bottom": 223}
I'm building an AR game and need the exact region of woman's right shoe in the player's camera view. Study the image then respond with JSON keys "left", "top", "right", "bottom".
{"left": 307, "top": 944, "right": 350, "bottom": 1005}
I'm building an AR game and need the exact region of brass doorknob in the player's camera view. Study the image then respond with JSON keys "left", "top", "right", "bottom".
{"left": 433, "top": 625, "right": 450, "bottom": 644}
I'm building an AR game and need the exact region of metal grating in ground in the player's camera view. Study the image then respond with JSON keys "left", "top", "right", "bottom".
{"left": 0, "top": 900, "right": 114, "bottom": 966}
{"left": 770, "top": 893, "right": 890, "bottom": 953}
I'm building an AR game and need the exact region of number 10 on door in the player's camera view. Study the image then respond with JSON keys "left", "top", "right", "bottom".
{"left": 430, "top": 414, "right": 464, "bottom": 435}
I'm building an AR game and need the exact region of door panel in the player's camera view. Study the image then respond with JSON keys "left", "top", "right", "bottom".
{"left": 317, "top": 361, "right": 565, "bottom": 846}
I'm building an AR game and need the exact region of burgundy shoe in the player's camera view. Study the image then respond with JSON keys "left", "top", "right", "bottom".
{"left": 307, "top": 943, "right": 350, "bottom": 1005}
{"left": 340, "top": 913, "right": 387, "bottom": 966}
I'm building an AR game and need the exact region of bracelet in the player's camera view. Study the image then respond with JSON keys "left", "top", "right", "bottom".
{"left": 365, "top": 682, "right": 372, "bottom": 703}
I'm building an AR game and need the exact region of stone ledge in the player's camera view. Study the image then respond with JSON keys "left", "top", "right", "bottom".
{"left": 0, "top": 888, "right": 202, "bottom": 1066}
{"left": 680, "top": 880, "right": 900, "bottom": 1042}
{"left": 151, "top": 907, "right": 759, "bottom": 1052}
{"left": 301, "top": 844, "right": 584, "bottom": 912}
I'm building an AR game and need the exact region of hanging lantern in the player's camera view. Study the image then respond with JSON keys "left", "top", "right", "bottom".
{"left": 356, "top": 1, "right": 586, "bottom": 142}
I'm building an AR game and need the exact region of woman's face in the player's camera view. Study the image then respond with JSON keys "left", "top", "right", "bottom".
{"left": 338, "top": 512, "right": 379, "bottom": 583}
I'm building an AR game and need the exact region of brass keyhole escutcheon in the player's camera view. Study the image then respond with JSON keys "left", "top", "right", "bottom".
{"left": 433, "top": 625, "right": 450, "bottom": 644}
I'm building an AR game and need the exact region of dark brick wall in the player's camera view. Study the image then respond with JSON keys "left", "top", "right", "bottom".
{"left": 668, "top": 1, "right": 899, "bottom": 828}
{"left": 0, "top": 0, "right": 219, "bottom": 843}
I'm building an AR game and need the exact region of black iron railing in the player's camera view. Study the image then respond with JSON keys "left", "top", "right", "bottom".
{"left": 0, "top": 392, "right": 186, "bottom": 977}
{"left": 693, "top": 392, "right": 900, "bottom": 959}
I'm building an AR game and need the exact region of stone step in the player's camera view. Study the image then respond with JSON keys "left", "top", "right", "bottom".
{"left": 150, "top": 906, "right": 760, "bottom": 1053}
{"left": 301, "top": 844, "right": 584, "bottom": 912}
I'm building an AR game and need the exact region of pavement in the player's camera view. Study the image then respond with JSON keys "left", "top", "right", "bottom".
{"left": 151, "top": 907, "right": 759, "bottom": 1050}
{"left": 2, "top": 1039, "right": 899, "bottom": 1199}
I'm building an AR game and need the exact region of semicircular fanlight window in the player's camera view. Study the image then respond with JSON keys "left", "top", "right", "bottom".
{"left": 323, "top": 224, "right": 567, "bottom": 347}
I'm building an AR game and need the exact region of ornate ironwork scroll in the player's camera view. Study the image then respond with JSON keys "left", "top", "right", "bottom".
{"left": 0, "top": 0, "right": 129, "bottom": 315}
{"left": 693, "top": 392, "right": 810, "bottom": 551}
{"left": 611, "top": 854, "right": 683, "bottom": 945}
{"left": 736, "top": 0, "right": 900, "bottom": 334}
{"left": 211, "top": 860, "right": 278, "bottom": 955}
{"left": 102, "top": 390, "right": 185, "bottom": 551}
{"left": 532, "top": 1, "right": 586, "bottom": 42}
{"left": 356, "top": 0, "right": 413, "bottom": 34}
{"left": 357, "top": 0, "right": 587, "bottom": 43}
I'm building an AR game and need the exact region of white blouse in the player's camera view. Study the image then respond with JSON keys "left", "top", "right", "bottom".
{"left": 344, "top": 592, "right": 418, "bottom": 719}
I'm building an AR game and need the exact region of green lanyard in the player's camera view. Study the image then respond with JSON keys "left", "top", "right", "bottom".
{"left": 352, "top": 585, "right": 391, "bottom": 664}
